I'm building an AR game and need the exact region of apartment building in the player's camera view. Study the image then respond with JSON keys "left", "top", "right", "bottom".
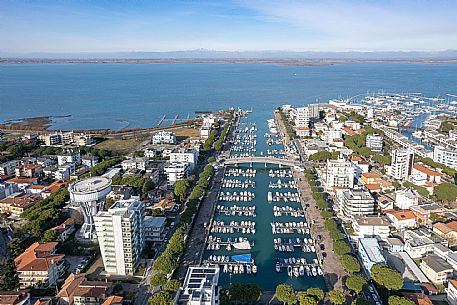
{"left": 335, "top": 189, "right": 375, "bottom": 218}
{"left": 57, "top": 273, "right": 112, "bottom": 305}
{"left": 14, "top": 242, "right": 65, "bottom": 289}
{"left": 357, "top": 238, "right": 386, "bottom": 275}
{"left": 410, "top": 163, "right": 442, "bottom": 187}
{"left": 388, "top": 148, "right": 414, "bottom": 180}
{"left": 57, "top": 151, "right": 81, "bottom": 166}
{"left": 434, "top": 146, "right": 457, "bottom": 170}
{"left": 295, "top": 107, "right": 310, "bottom": 128}
{"left": 144, "top": 216, "right": 167, "bottom": 242}
{"left": 152, "top": 131, "right": 176, "bottom": 145}
{"left": 352, "top": 215, "right": 391, "bottom": 240}
{"left": 420, "top": 255, "right": 454, "bottom": 285}
{"left": 169, "top": 149, "right": 198, "bottom": 171}
{"left": 0, "top": 160, "right": 21, "bottom": 176}
{"left": 15, "top": 164, "right": 43, "bottom": 178}
{"left": 324, "top": 158, "right": 355, "bottom": 191}
{"left": 447, "top": 279, "right": 457, "bottom": 305}
{"left": 366, "top": 134, "right": 383, "bottom": 152}
{"left": 0, "top": 194, "right": 41, "bottom": 216}
{"left": 121, "top": 158, "right": 148, "bottom": 171}
{"left": 94, "top": 200, "right": 145, "bottom": 276}
{"left": 0, "top": 291, "right": 30, "bottom": 305}
{"left": 164, "top": 162, "right": 190, "bottom": 187}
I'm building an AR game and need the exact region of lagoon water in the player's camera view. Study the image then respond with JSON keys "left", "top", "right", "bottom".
{"left": 2, "top": 62, "right": 456, "bottom": 290}
{"left": 1, "top": 63, "right": 457, "bottom": 130}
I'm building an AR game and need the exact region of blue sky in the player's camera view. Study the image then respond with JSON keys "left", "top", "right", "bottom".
{"left": 1, "top": 0, "right": 456, "bottom": 53}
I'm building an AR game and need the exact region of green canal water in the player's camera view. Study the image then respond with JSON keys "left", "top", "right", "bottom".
{"left": 204, "top": 111, "right": 326, "bottom": 291}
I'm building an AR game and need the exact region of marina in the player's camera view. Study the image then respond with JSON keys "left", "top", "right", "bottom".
{"left": 203, "top": 110, "right": 325, "bottom": 291}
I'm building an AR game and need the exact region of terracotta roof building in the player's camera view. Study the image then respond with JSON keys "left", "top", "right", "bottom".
{"left": 41, "top": 180, "right": 69, "bottom": 198}
{"left": 0, "top": 291, "right": 30, "bottom": 305}
{"left": 0, "top": 194, "right": 41, "bottom": 216}
{"left": 57, "top": 273, "right": 112, "bottom": 305}
{"left": 15, "top": 164, "right": 43, "bottom": 178}
{"left": 14, "top": 242, "right": 65, "bottom": 289}
{"left": 433, "top": 221, "right": 457, "bottom": 247}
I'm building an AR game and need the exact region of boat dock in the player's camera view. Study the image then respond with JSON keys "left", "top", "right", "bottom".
{"left": 216, "top": 205, "right": 256, "bottom": 217}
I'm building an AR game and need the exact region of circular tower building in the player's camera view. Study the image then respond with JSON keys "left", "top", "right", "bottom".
{"left": 69, "top": 176, "right": 112, "bottom": 239}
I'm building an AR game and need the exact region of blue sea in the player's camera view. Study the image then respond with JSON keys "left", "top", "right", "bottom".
{"left": 0, "top": 62, "right": 456, "bottom": 130}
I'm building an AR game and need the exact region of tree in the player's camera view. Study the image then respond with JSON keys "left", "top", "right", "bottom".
{"left": 352, "top": 297, "right": 370, "bottom": 305}
{"left": 142, "top": 180, "right": 155, "bottom": 194}
{"left": 298, "top": 293, "right": 317, "bottom": 305}
{"left": 328, "top": 290, "right": 345, "bottom": 305}
{"left": 330, "top": 230, "right": 344, "bottom": 241}
{"left": 42, "top": 229, "right": 61, "bottom": 242}
{"left": 0, "top": 259, "right": 19, "bottom": 290}
{"left": 208, "top": 156, "right": 216, "bottom": 163}
{"left": 305, "top": 288, "right": 324, "bottom": 301}
{"left": 434, "top": 183, "right": 457, "bottom": 203}
{"left": 148, "top": 291, "right": 172, "bottom": 305}
{"left": 150, "top": 272, "right": 167, "bottom": 287}
{"left": 333, "top": 240, "right": 350, "bottom": 256}
{"left": 164, "top": 279, "right": 181, "bottom": 293}
{"left": 320, "top": 210, "right": 333, "bottom": 220}
{"left": 173, "top": 179, "right": 189, "bottom": 201}
{"left": 275, "top": 284, "right": 296, "bottom": 305}
{"left": 229, "top": 283, "right": 262, "bottom": 303}
{"left": 371, "top": 155, "right": 391, "bottom": 165}
{"left": 388, "top": 296, "right": 416, "bottom": 305}
{"left": 316, "top": 199, "right": 328, "bottom": 210}
{"left": 340, "top": 255, "right": 361, "bottom": 273}
{"left": 104, "top": 197, "right": 115, "bottom": 210}
{"left": 370, "top": 264, "right": 403, "bottom": 292}
{"left": 346, "top": 275, "right": 367, "bottom": 294}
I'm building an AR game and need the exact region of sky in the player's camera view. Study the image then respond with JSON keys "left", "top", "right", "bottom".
{"left": 1, "top": 0, "right": 457, "bottom": 54}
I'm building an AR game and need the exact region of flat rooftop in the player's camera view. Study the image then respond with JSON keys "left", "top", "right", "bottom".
{"left": 70, "top": 176, "right": 111, "bottom": 194}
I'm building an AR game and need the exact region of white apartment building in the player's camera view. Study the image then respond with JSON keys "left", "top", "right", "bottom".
{"left": 14, "top": 242, "right": 65, "bottom": 289}
{"left": 434, "top": 146, "right": 457, "bottom": 170}
{"left": 0, "top": 160, "right": 21, "bottom": 176}
{"left": 175, "top": 266, "right": 220, "bottom": 305}
{"left": 152, "top": 131, "right": 177, "bottom": 145}
{"left": 388, "top": 148, "right": 414, "bottom": 180}
{"left": 394, "top": 189, "right": 419, "bottom": 210}
{"left": 170, "top": 149, "right": 198, "bottom": 171}
{"left": 121, "top": 158, "right": 148, "bottom": 171}
{"left": 325, "top": 129, "right": 343, "bottom": 144}
{"left": 447, "top": 279, "right": 457, "bottom": 305}
{"left": 335, "top": 189, "right": 375, "bottom": 218}
{"left": 366, "top": 134, "right": 383, "bottom": 152}
{"left": 41, "top": 131, "right": 94, "bottom": 147}
{"left": 57, "top": 150, "right": 81, "bottom": 166}
{"left": 165, "top": 162, "right": 190, "bottom": 187}
{"left": 324, "top": 158, "right": 355, "bottom": 191}
{"left": 295, "top": 107, "right": 310, "bottom": 128}
{"left": 144, "top": 216, "right": 167, "bottom": 242}
{"left": 352, "top": 215, "right": 391, "bottom": 240}
{"left": 308, "top": 104, "right": 320, "bottom": 121}
{"left": 94, "top": 199, "right": 145, "bottom": 276}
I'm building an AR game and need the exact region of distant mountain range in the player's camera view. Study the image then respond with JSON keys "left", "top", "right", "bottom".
{"left": 2, "top": 49, "right": 457, "bottom": 60}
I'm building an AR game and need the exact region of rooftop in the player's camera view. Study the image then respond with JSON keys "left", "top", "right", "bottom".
{"left": 69, "top": 176, "right": 111, "bottom": 194}
{"left": 354, "top": 215, "right": 390, "bottom": 226}
{"left": 358, "top": 238, "right": 385, "bottom": 263}
{"left": 421, "top": 254, "right": 453, "bottom": 272}
{"left": 385, "top": 210, "right": 416, "bottom": 221}
{"left": 15, "top": 242, "right": 64, "bottom": 272}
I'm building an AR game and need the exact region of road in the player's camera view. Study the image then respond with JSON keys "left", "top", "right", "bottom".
{"left": 293, "top": 169, "right": 347, "bottom": 290}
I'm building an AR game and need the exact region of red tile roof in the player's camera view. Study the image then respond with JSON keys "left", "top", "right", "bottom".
{"left": 386, "top": 210, "right": 416, "bottom": 221}
{"left": 413, "top": 164, "right": 442, "bottom": 176}
{"left": 15, "top": 242, "right": 64, "bottom": 272}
